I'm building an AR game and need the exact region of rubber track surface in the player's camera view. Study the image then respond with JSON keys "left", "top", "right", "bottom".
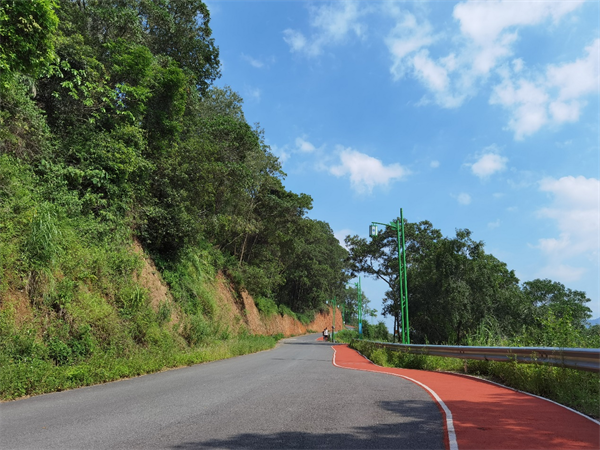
{"left": 332, "top": 344, "right": 600, "bottom": 450}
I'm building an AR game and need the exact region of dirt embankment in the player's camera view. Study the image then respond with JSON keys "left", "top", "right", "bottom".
{"left": 135, "top": 242, "right": 343, "bottom": 338}
{"left": 212, "top": 273, "right": 343, "bottom": 337}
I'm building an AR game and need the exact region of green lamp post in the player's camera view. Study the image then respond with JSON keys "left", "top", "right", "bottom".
{"left": 370, "top": 208, "right": 410, "bottom": 344}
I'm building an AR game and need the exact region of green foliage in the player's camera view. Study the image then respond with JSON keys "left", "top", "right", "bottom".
{"left": 0, "top": 0, "right": 356, "bottom": 403}
{"left": 24, "top": 202, "right": 63, "bottom": 269}
{"left": 361, "top": 320, "right": 390, "bottom": 341}
{"left": 0, "top": 71, "right": 53, "bottom": 159}
{"left": 278, "top": 304, "right": 297, "bottom": 321}
{"left": 296, "top": 310, "right": 315, "bottom": 326}
{"left": 0, "top": 0, "right": 59, "bottom": 77}
{"left": 522, "top": 278, "right": 592, "bottom": 331}
{"left": 255, "top": 296, "right": 278, "bottom": 317}
{"left": 331, "top": 328, "right": 359, "bottom": 343}
{"left": 347, "top": 219, "right": 594, "bottom": 347}
{"left": 0, "top": 334, "right": 278, "bottom": 400}
{"left": 161, "top": 248, "right": 217, "bottom": 317}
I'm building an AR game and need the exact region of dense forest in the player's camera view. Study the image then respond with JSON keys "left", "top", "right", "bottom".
{"left": 0, "top": 0, "right": 349, "bottom": 310}
{"left": 0, "top": 1, "right": 597, "bottom": 399}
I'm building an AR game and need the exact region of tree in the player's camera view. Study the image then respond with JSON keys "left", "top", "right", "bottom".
{"left": 522, "top": 279, "right": 592, "bottom": 330}
{"left": 347, "top": 220, "right": 525, "bottom": 344}
{"left": 0, "top": 0, "right": 59, "bottom": 77}
{"left": 276, "top": 219, "right": 349, "bottom": 312}
{"left": 52, "top": 0, "right": 220, "bottom": 93}
{"left": 345, "top": 219, "right": 442, "bottom": 340}
{"left": 340, "top": 286, "right": 370, "bottom": 326}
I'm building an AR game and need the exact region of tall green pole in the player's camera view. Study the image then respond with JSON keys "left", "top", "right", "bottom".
{"left": 370, "top": 211, "right": 409, "bottom": 343}
{"left": 396, "top": 213, "right": 404, "bottom": 343}
{"left": 401, "top": 208, "right": 410, "bottom": 344}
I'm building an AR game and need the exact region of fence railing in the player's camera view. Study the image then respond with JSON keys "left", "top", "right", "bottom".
{"left": 357, "top": 340, "right": 600, "bottom": 372}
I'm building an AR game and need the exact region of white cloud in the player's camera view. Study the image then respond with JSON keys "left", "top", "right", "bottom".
{"left": 454, "top": 1, "right": 582, "bottom": 43}
{"left": 430, "top": 160, "right": 440, "bottom": 168}
{"left": 471, "top": 152, "right": 508, "bottom": 178}
{"left": 457, "top": 192, "right": 472, "bottom": 205}
{"left": 295, "top": 137, "right": 316, "bottom": 153}
{"left": 244, "top": 87, "right": 261, "bottom": 102}
{"left": 413, "top": 50, "right": 450, "bottom": 93}
{"left": 329, "top": 147, "right": 409, "bottom": 194}
{"left": 535, "top": 176, "right": 600, "bottom": 281}
{"left": 283, "top": 29, "right": 309, "bottom": 54}
{"left": 283, "top": 2, "right": 368, "bottom": 57}
{"left": 242, "top": 54, "right": 264, "bottom": 68}
{"left": 270, "top": 144, "right": 291, "bottom": 164}
{"left": 453, "top": 0, "right": 583, "bottom": 75}
{"left": 490, "top": 39, "right": 599, "bottom": 139}
{"left": 334, "top": 229, "right": 353, "bottom": 249}
{"left": 488, "top": 219, "right": 501, "bottom": 229}
{"left": 536, "top": 263, "right": 587, "bottom": 283}
{"left": 547, "top": 40, "right": 600, "bottom": 100}
{"left": 385, "top": 9, "right": 436, "bottom": 80}
{"left": 383, "top": 1, "right": 586, "bottom": 113}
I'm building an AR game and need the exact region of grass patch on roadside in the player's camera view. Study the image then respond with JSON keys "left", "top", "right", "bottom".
{"left": 350, "top": 339, "right": 600, "bottom": 419}
{"left": 0, "top": 334, "right": 279, "bottom": 400}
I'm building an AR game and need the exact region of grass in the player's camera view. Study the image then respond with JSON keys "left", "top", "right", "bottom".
{"left": 350, "top": 339, "right": 600, "bottom": 419}
{"left": 0, "top": 334, "right": 279, "bottom": 400}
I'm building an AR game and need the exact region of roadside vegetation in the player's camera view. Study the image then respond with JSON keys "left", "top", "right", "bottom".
{"left": 0, "top": 0, "right": 348, "bottom": 400}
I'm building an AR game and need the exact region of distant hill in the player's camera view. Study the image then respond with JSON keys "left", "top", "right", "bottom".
{"left": 587, "top": 317, "right": 600, "bottom": 327}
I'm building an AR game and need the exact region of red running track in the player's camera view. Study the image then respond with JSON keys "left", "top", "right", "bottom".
{"left": 332, "top": 344, "right": 600, "bottom": 450}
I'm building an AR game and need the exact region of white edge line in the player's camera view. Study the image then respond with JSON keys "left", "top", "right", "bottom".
{"left": 451, "top": 371, "right": 600, "bottom": 426}
{"left": 332, "top": 347, "right": 459, "bottom": 450}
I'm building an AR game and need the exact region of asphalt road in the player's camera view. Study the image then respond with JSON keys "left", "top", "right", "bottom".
{"left": 1, "top": 334, "right": 444, "bottom": 449}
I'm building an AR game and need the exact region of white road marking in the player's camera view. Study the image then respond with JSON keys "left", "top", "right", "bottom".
{"left": 332, "top": 346, "right": 459, "bottom": 450}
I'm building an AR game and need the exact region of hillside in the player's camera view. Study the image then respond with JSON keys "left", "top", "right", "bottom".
{"left": 132, "top": 238, "right": 343, "bottom": 338}
{"left": 0, "top": 233, "right": 342, "bottom": 400}
{"left": 0, "top": 0, "right": 351, "bottom": 400}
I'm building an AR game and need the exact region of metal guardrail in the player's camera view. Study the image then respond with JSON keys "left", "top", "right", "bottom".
{"left": 358, "top": 341, "right": 600, "bottom": 372}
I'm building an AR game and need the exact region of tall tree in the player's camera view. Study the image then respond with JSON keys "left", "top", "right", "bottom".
{"left": 522, "top": 278, "right": 592, "bottom": 329}
{"left": 347, "top": 220, "right": 524, "bottom": 344}
{"left": 345, "top": 219, "right": 442, "bottom": 340}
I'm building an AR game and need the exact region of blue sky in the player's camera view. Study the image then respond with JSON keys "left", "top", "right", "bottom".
{"left": 205, "top": 0, "right": 600, "bottom": 326}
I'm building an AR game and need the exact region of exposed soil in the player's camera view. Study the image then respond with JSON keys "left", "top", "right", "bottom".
{"left": 133, "top": 243, "right": 343, "bottom": 338}
{"left": 211, "top": 272, "right": 343, "bottom": 337}
{"left": 132, "top": 239, "right": 181, "bottom": 328}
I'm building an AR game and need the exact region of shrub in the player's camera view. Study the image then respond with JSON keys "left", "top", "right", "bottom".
{"left": 278, "top": 304, "right": 297, "bottom": 321}
{"left": 255, "top": 296, "right": 278, "bottom": 317}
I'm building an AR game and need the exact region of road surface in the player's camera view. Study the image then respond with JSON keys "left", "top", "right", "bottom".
{"left": 1, "top": 334, "right": 444, "bottom": 449}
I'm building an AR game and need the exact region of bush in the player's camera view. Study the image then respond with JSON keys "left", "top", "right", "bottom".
{"left": 278, "top": 304, "right": 297, "bottom": 321}
{"left": 362, "top": 320, "right": 390, "bottom": 341}
{"left": 255, "top": 296, "right": 278, "bottom": 317}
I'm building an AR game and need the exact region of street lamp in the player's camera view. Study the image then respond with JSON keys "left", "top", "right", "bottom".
{"left": 369, "top": 208, "right": 410, "bottom": 344}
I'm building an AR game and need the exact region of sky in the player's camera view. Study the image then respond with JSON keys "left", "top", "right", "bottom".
{"left": 205, "top": 0, "right": 600, "bottom": 327}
